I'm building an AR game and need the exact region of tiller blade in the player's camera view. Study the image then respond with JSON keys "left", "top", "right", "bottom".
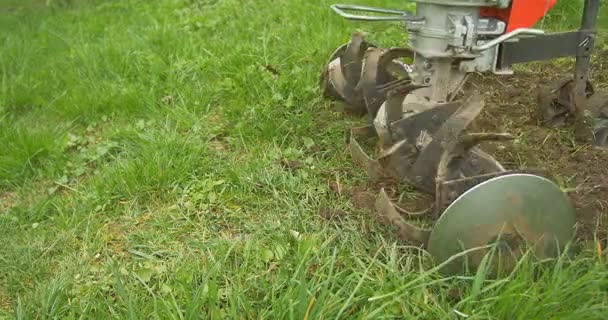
{"left": 537, "top": 79, "right": 608, "bottom": 147}
{"left": 320, "top": 33, "right": 577, "bottom": 275}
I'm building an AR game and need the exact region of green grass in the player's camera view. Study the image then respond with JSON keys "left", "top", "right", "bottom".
{"left": 1, "top": 0, "right": 607, "bottom": 318}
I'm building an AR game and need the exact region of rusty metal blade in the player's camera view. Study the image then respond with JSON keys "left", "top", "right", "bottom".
{"left": 436, "top": 133, "right": 514, "bottom": 183}
{"left": 385, "top": 84, "right": 426, "bottom": 122}
{"left": 357, "top": 47, "right": 414, "bottom": 119}
{"left": 322, "top": 58, "right": 347, "bottom": 101}
{"left": 389, "top": 101, "right": 462, "bottom": 147}
{"left": 340, "top": 32, "right": 368, "bottom": 112}
{"left": 462, "top": 149, "right": 506, "bottom": 176}
{"left": 378, "top": 48, "right": 414, "bottom": 69}
{"left": 341, "top": 32, "right": 366, "bottom": 86}
{"left": 358, "top": 48, "right": 389, "bottom": 119}
{"left": 374, "top": 83, "right": 426, "bottom": 148}
{"left": 320, "top": 44, "right": 349, "bottom": 100}
{"left": 376, "top": 139, "right": 417, "bottom": 180}
{"left": 408, "top": 92, "right": 486, "bottom": 193}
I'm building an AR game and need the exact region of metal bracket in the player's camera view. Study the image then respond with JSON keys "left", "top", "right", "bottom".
{"left": 497, "top": 31, "right": 582, "bottom": 66}
{"left": 330, "top": 4, "right": 423, "bottom": 22}
{"left": 472, "top": 28, "right": 545, "bottom": 52}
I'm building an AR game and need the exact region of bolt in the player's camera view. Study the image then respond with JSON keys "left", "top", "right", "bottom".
{"left": 423, "top": 76, "right": 432, "bottom": 85}
{"left": 423, "top": 61, "right": 433, "bottom": 71}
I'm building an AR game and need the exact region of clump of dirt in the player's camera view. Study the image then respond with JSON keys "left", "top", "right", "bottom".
{"left": 278, "top": 158, "right": 302, "bottom": 171}
{"left": 0, "top": 191, "right": 16, "bottom": 212}
{"left": 348, "top": 186, "right": 376, "bottom": 212}
{"left": 0, "top": 295, "right": 11, "bottom": 314}
{"left": 318, "top": 207, "right": 348, "bottom": 221}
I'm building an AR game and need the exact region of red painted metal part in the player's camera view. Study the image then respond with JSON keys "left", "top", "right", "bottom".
{"left": 481, "top": 0, "right": 558, "bottom": 32}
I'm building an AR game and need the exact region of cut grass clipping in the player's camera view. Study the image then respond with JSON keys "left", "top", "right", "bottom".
{"left": 1, "top": 0, "right": 608, "bottom": 318}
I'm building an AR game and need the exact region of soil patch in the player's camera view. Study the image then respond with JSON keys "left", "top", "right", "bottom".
{"left": 0, "top": 192, "right": 16, "bottom": 212}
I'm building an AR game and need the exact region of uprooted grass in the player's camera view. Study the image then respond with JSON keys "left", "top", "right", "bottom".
{"left": 1, "top": 0, "right": 607, "bottom": 318}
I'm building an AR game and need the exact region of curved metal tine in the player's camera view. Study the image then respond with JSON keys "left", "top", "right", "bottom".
{"left": 377, "top": 48, "right": 414, "bottom": 82}
{"left": 377, "top": 187, "right": 431, "bottom": 217}
{"left": 320, "top": 43, "right": 349, "bottom": 100}
{"left": 409, "top": 92, "right": 486, "bottom": 193}
{"left": 321, "top": 58, "right": 347, "bottom": 101}
{"left": 357, "top": 48, "right": 390, "bottom": 119}
{"left": 349, "top": 124, "right": 377, "bottom": 139}
{"left": 349, "top": 126, "right": 385, "bottom": 181}
{"left": 460, "top": 148, "right": 506, "bottom": 177}
{"left": 372, "top": 48, "right": 416, "bottom": 93}
{"left": 340, "top": 33, "right": 370, "bottom": 112}
{"left": 341, "top": 32, "right": 367, "bottom": 88}
{"left": 356, "top": 47, "right": 414, "bottom": 119}
{"left": 594, "top": 120, "right": 608, "bottom": 147}
{"left": 374, "top": 86, "right": 414, "bottom": 147}
{"left": 375, "top": 188, "right": 431, "bottom": 247}
{"left": 377, "top": 139, "right": 417, "bottom": 180}
{"left": 436, "top": 133, "right": 515, "bottom": 183}
{"left": 385, "top": 84, "right": 428, "bottom": 120}
{"left": 594, "top": 130, "right": 608, "bottom": 147}
{"left": 328, "top": 43, "right": 349, "bottom": 63}
{"left": 394, "top": 203, "right": 432, "bottom": 217}
{"left": 385, "top": 86, "right": 408, "bottom": 121}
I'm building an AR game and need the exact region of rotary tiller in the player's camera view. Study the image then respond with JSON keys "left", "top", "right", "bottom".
{"left": 320, "top": 0, "right": 602, "bottom": 274}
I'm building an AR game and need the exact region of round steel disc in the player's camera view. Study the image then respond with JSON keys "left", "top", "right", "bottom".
{"left": 427, "top": 174, "right": 576, "bottom": 275}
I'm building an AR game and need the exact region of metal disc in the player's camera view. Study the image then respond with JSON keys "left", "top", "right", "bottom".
{"left": 427, "top": 174, "right": 576, "bottom": 275}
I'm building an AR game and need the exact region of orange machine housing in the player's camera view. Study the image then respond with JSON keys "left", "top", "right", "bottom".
{"left": 481, "top": 0, "right": 558, "bottom": 32}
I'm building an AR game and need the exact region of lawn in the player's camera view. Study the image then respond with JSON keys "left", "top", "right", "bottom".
{"left": 1, "top": 0, "right": 607, "bottom": 318}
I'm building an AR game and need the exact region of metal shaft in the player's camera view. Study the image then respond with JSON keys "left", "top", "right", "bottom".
{"left": 574, "top": 0, "right": 600, "bottom": 141}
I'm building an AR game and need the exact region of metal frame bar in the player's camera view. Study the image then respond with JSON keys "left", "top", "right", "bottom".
{"left": 497, "top": 31, "right": 582, "bottom": 66}
{"left": 575, "top": 0, "right": 600, "bottom": 102}
{"left": 574, "top": 0, "right": 600, "bottom": 141}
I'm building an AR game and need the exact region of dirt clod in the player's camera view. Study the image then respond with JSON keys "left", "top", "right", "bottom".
{"left": 318, "top": 207, "right": 348, "bottom": 221}
{"left": 0, "top": 192, "right": 16, "bottom": 212}
{"left": 278, "top": 159, "right": 302, "bottom": 171}
{"left": 350, "top": 188, "right": 376, "bottom": 211}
